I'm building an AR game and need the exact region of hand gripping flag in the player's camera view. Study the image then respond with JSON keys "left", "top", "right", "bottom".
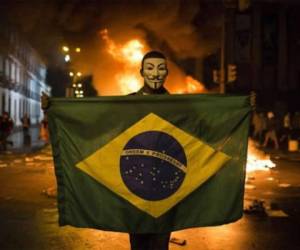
{"left": 48, "top": 94, "right": 251, "bottom": 233}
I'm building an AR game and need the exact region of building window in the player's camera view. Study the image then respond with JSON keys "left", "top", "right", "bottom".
{"left": 19, "top": 98, "right": 22, "bottom": 118}
{"left": 22, "top": 99, "right": 26, "bottom": 116}
{"left": 16, "top": 64, "right": 20, "bottom": 84}
{"left": 14, "top": 99, "right": 17, "bottom": 122}
{"left": 5, "top": 59, "right": 10, "bottom": 79}
{"left": 0, "top": 54, "right": 3, "bottom": 74}
{"left": 8, "top": 95, "right": 11, "bottom": 114}
{"left": 11, "top": 61, "right": 15, "bottom": 82}
{"left": 2, "top": 94, "right": 5, "bottom": 113}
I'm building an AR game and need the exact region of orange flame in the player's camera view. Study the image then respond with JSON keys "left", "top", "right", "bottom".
{"left": 100, "top": 29, "right": 146, "bottom": 94}
{"left": 186, "top": 75, "right": 206, "bottom": 93}
{"left": 121, "top": 40, "right": 144, "bottom": 64}
{"left": 172, "top": 76, "right": 207, "bottom": 94}
{"left": 246, "top": 139, "right": 275, "bottom": 174}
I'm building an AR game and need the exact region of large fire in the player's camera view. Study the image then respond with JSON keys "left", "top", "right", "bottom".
{"left": 100, "top": 29, "right": 144, "bottom": 94}
{"left": 100, "top": 29, "right": 206, "bottom": 95}
{"left": 101, "top": 29, "right": 144, "bottom": 65}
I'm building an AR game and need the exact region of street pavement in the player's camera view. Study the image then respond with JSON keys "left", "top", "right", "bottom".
{"left": 2, "top": 126, "right": 46, "bottom": 154}
{"left": 0, "top": 132, "right": 300, "bottom": 250}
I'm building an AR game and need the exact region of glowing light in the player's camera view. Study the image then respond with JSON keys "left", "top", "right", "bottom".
{"left": 100, "top": 29, "right": 145, "bottom": 65}
{"left": 246, "top": 139, "right": 276, "bottom": 173}
{"left": 77, "top": 72, "right": 82, "bottom": 77}
{"left": 72, "top": 84, "right": 76, "bottom": 88}
{"left": 172, "top": 76, "right": 206, "bottom": 94}
{"left": 116, "top": 74, "right": 142, "bottom": 94}
{"left": 62, "top": 46, "right": 69, "bottom": 52}
{"left": 65, "top": 54, "right": 71, "bottom": 62}
{"left": 174, "top": 89, "right": 186, "bottom": 94}
{"left": 75, "top": 47, "right": 81, "bottom": 53}
{"left": 69, "top": 72, "right": 74, "bottom": 77}
{"left": 77, "top": 83, "right": 82, "bottom": 88}
{"left": 185, "top": 76, "right": 206, "bottom": 93}
{"left": 100, "top": 29, "right": 146, "bottom": 94}
{"left": 121, "top": 40, "right": 144, "bottom": 64}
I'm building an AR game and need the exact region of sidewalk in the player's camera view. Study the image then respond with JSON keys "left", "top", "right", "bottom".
{"left": 3, "top": 126, "right": 47, "bottom": 154}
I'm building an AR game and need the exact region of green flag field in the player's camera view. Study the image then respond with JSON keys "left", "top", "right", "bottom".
{"left": 48, "top": 94, "right": 251, "bottom": 233}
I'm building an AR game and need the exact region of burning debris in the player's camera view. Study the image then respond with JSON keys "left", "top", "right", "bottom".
{"left": 42, "top": 187, "right": 57, "bottom": 199}
{"left": 244, "top": 199, "right": 266, "bottom": 216}
{"left": 245, "top": 139, "right": 276, "bottom": 189}
{"left": 0, "top": 163, "right": 8, "bottom": 168}
{"left": 244, "top": 140, "right": 290, "bottom": 218}
{"left": 244, "top": 199, "right": 289, "bottom": 218}
{"left": 278, "top": 183, "right": 291, "bottom": 188}
{"left": 246, "top": 139, "right": 276, "bottom": 173}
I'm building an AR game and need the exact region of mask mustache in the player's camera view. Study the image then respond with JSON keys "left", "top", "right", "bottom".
{"left": 147, "top": 75, "right": 164, "bottom": 80}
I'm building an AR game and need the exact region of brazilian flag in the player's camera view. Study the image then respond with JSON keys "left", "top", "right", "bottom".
{"left": 48, "top": 94, "right": 251, "bottom": 233}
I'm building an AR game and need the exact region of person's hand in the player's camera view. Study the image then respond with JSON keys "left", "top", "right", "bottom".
{"left": 41, "top": 92, "right": 50, "bottom": 110}
{"left": 250, "top": 91, "right": 256, "bottom": 110}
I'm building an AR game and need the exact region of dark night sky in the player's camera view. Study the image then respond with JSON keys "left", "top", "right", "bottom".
{"left": 0, "top": 0, "right": 222, "bottom": 66}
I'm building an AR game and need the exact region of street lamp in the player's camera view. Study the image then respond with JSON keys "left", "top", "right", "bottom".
{"left": 61, "top": 45, "right": 82, "bottom": 97}
{"left": 69, "top": 71, "right": 84, "bottom": 98}
{"left": 64, "top": 54, "right": 70, "bottom": 62}
{"left": 62, "top": 46, "right": 69, "bottom": 52}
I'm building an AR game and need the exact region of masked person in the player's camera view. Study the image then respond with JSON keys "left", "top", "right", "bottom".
{"left": 131, "top": 51, "right": 169, "bottom": 96}
{"left": 129, "top": 51, "right": 170, "bottom": 250}
{"left": 41, "top": 51, "right": 172, "bottom": 249}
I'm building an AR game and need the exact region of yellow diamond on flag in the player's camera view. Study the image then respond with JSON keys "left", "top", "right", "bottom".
{"left": 76, "top": 113, "right": 231, "bottom": 218}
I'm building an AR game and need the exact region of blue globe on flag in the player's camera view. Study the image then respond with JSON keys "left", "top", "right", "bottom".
{"left": 120, "top": 131, "right": 187, "bottom": 201}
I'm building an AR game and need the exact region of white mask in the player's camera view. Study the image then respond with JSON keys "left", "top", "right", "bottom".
{"left": 141, "top": 58, "right": 168, "bottom": 89}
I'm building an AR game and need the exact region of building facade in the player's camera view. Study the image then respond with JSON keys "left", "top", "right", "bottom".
{"left": 226, "top": 0, "right": 300, "bottom": 110}
{"left": 0, "top": 22, "right": 50, "bottom": 126}
{"left": 202, "top": 0, "right": 300, "bottom": 110}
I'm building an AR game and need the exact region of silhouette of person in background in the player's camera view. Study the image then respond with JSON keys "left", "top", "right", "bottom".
{"left": 263, "top": 111, "right": 279, "bottom": 150}
{"left": 0, "top": 112, "right": 14, "bottom": 151}
{"left": 21, "top": 113, "right": 31, "bottom": 145}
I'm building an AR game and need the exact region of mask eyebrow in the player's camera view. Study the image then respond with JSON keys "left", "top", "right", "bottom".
{"left": 158, "top": 63, "right": 167, "bottom": 67}
{"left": 145, "top": 63, "right": 154, "bottom": 67}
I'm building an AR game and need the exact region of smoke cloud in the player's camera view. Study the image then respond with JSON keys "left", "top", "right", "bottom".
{"left": 0, "top": 0, "right": 222, "bottom": 95}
